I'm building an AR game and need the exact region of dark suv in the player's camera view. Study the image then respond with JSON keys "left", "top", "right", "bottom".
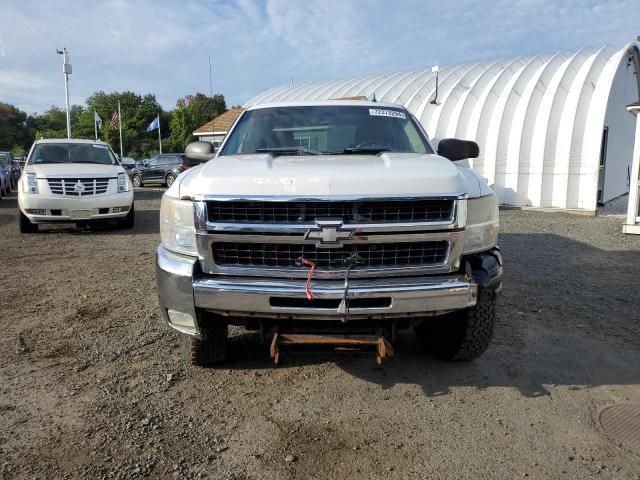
{"left": 129, "top": 154, "right": 196, "bottom": 188}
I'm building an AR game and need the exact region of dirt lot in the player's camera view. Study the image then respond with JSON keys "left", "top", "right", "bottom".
{"left": 1, "top": 189, "right": 640, "bottom": 479}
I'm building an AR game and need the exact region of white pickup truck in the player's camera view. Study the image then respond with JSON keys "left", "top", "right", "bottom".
{"left": 156, "top": 100, "right": 502, "bottom": 365}
{"left": 18, "top": 139, "right": 134, "bottom": 232}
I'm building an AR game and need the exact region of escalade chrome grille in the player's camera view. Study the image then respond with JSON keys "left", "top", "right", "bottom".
{"left": 47, "top": 177, "right": 111, "bottom": 196}
{"left": 213, "top": 241, "right": 449, "bottom": 269}
{"left": 206, "top": 199, "right": 454, "bottom": 224}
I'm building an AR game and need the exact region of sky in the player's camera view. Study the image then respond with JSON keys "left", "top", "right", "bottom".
{"left": 1, "top": 0, "right": 639, "bottom": 114}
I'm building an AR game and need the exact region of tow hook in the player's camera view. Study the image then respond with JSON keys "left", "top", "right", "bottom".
{"left": 337, "top": 253, "right": 363, "bottom": 323}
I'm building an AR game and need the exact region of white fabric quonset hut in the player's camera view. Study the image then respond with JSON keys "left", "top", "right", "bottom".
{"left": 245, "top": 44, "right": 640, "bottom": 211}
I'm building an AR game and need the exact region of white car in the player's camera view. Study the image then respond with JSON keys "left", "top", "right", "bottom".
{"left": 18, "top": 139, "right": 134, "bottom": 233}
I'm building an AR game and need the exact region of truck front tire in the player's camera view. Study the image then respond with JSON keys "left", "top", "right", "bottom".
{"left": 415, "top": 298, "right": 496, "bottom": 361}
{"left": 189, "top": 321, "right": 228, "bottom": 366}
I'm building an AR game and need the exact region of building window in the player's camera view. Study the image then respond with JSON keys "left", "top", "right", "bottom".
{"left": 295, "top": 137, "right": 311, "bottom": 148}
{"left": 600, "top": 127, "right": 608, "bottom": 167}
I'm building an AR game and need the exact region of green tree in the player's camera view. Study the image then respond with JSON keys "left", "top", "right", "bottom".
{"left": 86, "top": 91, "right": 165, "bottom": 158}
{"left": 0, "top": 103, "right": 32, "bottom": 151}
{"left": 168, "top": 93, "right": 226, "bottom": 151}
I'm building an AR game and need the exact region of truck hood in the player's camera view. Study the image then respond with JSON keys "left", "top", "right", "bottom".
{"left": 176, "top": 152, "right": 488, "bottom": 199}
{"left": 28, "top": 163, "right": 123, "bottom": 177}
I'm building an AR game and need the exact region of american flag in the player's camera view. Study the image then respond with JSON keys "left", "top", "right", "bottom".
{"left": 110, "top": 111, "right": 120, "bottom": 128}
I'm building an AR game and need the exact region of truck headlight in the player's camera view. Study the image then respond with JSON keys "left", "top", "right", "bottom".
{"left": 464, "top": 194, "right": 499, "bottom": 254}
{"left": 117, "top": 172, "right": 130, "bottom": 192}
{"left": 24, "top": 173, "right": 38, "bottom": 194}
{"left": 160, "top": 195, "right": 197, "bottom": 256}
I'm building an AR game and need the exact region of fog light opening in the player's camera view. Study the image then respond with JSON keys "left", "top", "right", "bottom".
{"left": 167, "top": 309, "right": 195, "bottom": 329}
{"left": 25, "top": 209, "right": 47, "bottom": 215}
{"left": 112, "top": 206, "right": 130, "bottom": 213}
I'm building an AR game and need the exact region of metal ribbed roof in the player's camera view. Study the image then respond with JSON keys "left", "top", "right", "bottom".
{"left": 245, "top": 44, "right": 640, "bottom": 209}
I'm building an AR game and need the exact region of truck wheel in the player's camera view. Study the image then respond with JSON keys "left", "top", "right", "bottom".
{"left": 189, "top": 322, "right": 228, "bottom": 366}
{"left": 116, "top": 204, "right": 135, "bottom": 229}
{"left": 165, "top": 173, "right": 176, "bottom": 188}
{"left": 414, "top": 299, "right": 496, "bottom": 361}
{"left": 132, "top": 174, "right": 143, "bottom": 188}
{"left": 19, "top": 211, "right": 39, "bottom": 233}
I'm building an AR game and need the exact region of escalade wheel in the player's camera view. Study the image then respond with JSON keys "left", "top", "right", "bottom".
{"left": 19, "top": 211, "right": 39, "bottom": 233}
{"left": 132, "top": 174, "right": 142, "bottom": 188}
{"left": 415, "top": 299, "right": 496, "bottom": 361}
{"left": 116, "top": 205, "right": 135, "bottom": 229}
{"left": 189, "top": 321, "right": 228, "bottom": 366}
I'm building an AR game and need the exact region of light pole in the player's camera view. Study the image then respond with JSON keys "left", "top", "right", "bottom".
{"left": 430, "top": 63, "right": 440, "bottom": 105}
{"left": 56, "top": 48, "right": 72, "bottom": 138}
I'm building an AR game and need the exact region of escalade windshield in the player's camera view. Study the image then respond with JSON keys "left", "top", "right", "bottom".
{"left": 220, "top": 105, "right": 434, "bottom": 156}
{"left": 29, "top": 143, "right": 117, "bottom": 165}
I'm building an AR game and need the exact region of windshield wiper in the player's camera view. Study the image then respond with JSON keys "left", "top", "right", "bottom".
{"left": 255, "top": 147, "right": 321, "bottom": 156}
{"left": 342, "top": 146, "right": 391, "bottom": 154}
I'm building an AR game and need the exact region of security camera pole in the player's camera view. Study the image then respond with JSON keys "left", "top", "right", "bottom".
{"left": 56, "top": 48, "right": 72, "bottom": 138}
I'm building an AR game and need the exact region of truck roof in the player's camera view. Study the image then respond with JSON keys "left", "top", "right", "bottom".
{"left": 246, "top": 99, "right": 407, "bottom": 110}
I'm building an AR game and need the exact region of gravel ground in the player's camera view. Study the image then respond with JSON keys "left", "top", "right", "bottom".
{"left": 1, "top": 189, "right": 640, "bottom": 480}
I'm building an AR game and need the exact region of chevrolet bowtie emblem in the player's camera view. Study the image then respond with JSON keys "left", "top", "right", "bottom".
{"left": 305, "top": 220, "right": 354, "bottom": 248}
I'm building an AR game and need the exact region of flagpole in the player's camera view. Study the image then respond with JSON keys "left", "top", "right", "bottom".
{"left": 118, "top": 100, "right": 123, "bottom": 157}
{"left": 94, "top": 109, "right": 98, "bottom": 140}
{"left": 158, "top": 114, "right": 162, "bottom": 154}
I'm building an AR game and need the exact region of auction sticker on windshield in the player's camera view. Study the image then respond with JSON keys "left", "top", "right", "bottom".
{"left": 369, "top": 108, "right": 406, "bottom": 119}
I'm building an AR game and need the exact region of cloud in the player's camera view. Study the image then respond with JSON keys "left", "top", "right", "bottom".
{"left": 0, "top": 0, "right": 638, "bottom": 114}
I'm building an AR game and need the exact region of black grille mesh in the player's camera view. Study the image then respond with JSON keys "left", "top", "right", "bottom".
{"left": 213, "top": 241, "right": 449, "bottom": 269}
{"left": 207, "top": 200, "right": 454, "bottom": 224}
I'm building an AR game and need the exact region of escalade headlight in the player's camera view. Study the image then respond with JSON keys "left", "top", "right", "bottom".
{"left": 160, "top": 195, "right": 197, "bottom": 256}
{"left": 117, "top": 172, "right": 130, "bottom": 192}
{"left": 24, "top": 173, "right": 38, "bottom": 194}
{"left": 463, "top": 194, "right": 499, "bottom": 254}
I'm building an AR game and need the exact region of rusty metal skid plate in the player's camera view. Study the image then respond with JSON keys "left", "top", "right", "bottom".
{"left": 269, "top": 332, "right": 394, "bottom": 365}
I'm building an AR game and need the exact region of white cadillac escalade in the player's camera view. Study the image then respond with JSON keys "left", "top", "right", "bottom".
{"left": 156, "top": 100, "right": 502, "bottom": 365}
{"left": 18, "top": 139, "right": 134, "bottom": 232}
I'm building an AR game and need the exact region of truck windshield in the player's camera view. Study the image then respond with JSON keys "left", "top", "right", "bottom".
{"left": 29, "top": 143, "right": 117, "bottom": 165}
{"left": 220, "top": 105, "right": 433, "bottom": 156}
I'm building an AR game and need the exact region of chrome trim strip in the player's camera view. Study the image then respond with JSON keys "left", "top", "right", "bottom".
{"left": 40, "top": 174, "right": 117, "bottom": 179}
{"left": 204, "top": 220, "right": 460, "bottom": 234}
{"left": 192, "top": 193, "right": 468, "bottom": 202}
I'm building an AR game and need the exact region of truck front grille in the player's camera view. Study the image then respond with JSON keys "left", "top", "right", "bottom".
{"left": 47, "top": 178, "right": 110, "bottom": 196}
{"left": 206, "top": 199, "right": 454, "bottom": 224}
{"left": 213, "top": 241, "right": 449, "bottom": 269}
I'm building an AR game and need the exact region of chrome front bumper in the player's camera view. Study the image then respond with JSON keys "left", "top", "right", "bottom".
{"left": 156, "top": 245, "right": 478, "bottom": 337}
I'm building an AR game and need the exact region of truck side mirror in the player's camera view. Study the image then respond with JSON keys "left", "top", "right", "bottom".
{"left": 185, "top": 141, "right": 215, "bottom": 162}
{"left": 437, "top": 138, "right": 479, "bottom": 161}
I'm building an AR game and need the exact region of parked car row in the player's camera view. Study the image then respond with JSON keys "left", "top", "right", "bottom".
{"left": 0, "top": 151, "right": 22, "bottom": 199}
{"left": 128, "top": 153, "right": 198, "bottom": 188}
